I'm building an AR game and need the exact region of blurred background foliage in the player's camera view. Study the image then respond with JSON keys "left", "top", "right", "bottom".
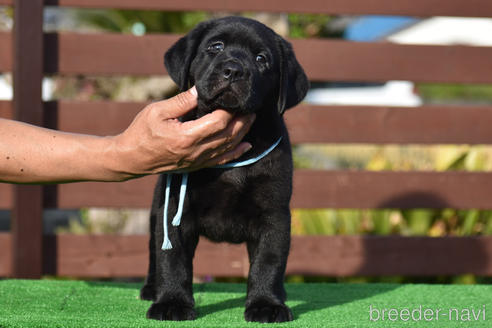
{"left": 293, "top": 143, "right": 492, "bottom": 239}
{"left": 75, "top": 10, "right": 208, "bottom": 34}
{"left": 418, "top": 83, "right": 492, "bottom": 104}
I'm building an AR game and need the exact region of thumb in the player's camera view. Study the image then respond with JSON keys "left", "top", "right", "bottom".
{"left": 162, "top": 86, "right": 198, "bottom": 117}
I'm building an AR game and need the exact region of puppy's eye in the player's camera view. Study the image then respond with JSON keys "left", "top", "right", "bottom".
{"left": 255, "top": 54, "right": 267, "bottom": 63}
{"left": 208, "top": 41, "right": 224, "bottom": 52}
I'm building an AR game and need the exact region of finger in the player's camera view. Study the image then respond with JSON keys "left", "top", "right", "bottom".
{"left": 180, "top": 109, "right": 236, "bottom": 142}
{"left": 190, "top": 114, "right": 254, "bottom": 168}
{"left": 199, "top": 113, "right": 255, "bottom": 152}
{"left": 178, "top": 111, "right": 254, "bottom": 170}
{"left": 201, "top": 142, "right": 253, "bottom": 167}
{"left": 155, "top": 86, "right": 198, "bottom": 118}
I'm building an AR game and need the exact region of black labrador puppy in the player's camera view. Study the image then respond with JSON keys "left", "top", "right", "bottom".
{"left": 140, "top": 16, "right": 308, "bottom": 323}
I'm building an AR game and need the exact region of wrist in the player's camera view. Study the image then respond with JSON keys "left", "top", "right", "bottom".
{"left": 98, "top": 135, "right": 137, "bottom": 182}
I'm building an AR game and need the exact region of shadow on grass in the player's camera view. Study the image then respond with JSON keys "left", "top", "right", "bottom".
{"left": 190, "top": 283, "right": 400, "bottom": 320}
{"left": 84, "top": 281, "right": 398, "bottom": 320}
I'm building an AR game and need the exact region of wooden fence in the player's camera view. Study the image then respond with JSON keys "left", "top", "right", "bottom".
{"left": 1, "top": 0, "right": 492, "bottom": 278}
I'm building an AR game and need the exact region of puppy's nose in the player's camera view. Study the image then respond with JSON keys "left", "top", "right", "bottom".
{"left": 222, "top": 61, "right": 244, "bottom": 80}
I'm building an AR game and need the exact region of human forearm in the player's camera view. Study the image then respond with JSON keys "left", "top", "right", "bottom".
{"left": 0, "top": 88, "right": 254, "bottom": 184}
{"left": 0, "top": 104, "right": 254, "bottom": 184}
{"left": 0, "top": 118, "right": 123, "bottom": 183}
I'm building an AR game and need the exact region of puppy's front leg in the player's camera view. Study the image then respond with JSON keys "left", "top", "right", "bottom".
{"left": 146, "top": 232, "right": 199, "bottom": 321}
{"left": 245, "top": 212, "right": 293, "bottom": 323}
{"left": 140, "top": 189, "right": 159, "bottom": 301}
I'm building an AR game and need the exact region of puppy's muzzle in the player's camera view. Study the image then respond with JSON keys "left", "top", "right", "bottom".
{"left": 222, "top": 60, "right": 244, "bottom": 81}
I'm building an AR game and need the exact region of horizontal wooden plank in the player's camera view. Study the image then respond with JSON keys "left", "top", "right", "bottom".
{"left": 39, "top": 33, "right": 492, "bottom": 83}
{"left": 44, "top": 100, "right": 143, "bottom": 136}
{"left": 38, "top": 0, "right": 492, "bottom": 18}
{"left": 57, "top": 175, "right": 157, "bottom": 209}
{"left": 0, "top": 32, "right": 11, "bottom": 73}
{"left": 294, "top": 39, "right": 492, "bottom": 83}
{"left": 287, "top": 235, "right": 492, "bottom": 276}
{"left": 2, "top": 31, "right": 492, "bottom": 83}
{"left": 42, "top": 101, "right": 492, "bottom": 145}
{"left": 3, "top": 171, "right": 492, "bottom": 210}
{"left": 0, "top": 101, "right": 12, "bottom": 119}
{"left": 0, "top": 233, "right": 12, "bottom": 277}
{"left": 42, "top": 33, "right": 174, "bottom": 76}
{"left": 2, "top": 233, "right": 492, "bottom": 277}
{"left": 0, "top": 0, "right": 491, "bottom": 18}
{"left": 0, "top": 184, "right": 12, "bottom": 209}
{"left": 4, "top": 100, "right": 492, "bottom": 210}
{"left": 293, "top": 170, "right": 492, "bottom": 209}
{"left": 42, "top": 234, "right": 149, "bottom": 277}
{"left": 4, "top": 101, "right": 492, "bottom": 145}
{"left": 52, "top": 171, "right": 492, "bottom": 209}
{"left": 286, "top": 104, "right": 492, "bottom": 144}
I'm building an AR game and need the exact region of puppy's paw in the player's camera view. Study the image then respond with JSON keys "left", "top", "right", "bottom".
{"left": 139, "top": 285, "right": 155, "bottom": 301}
{"left": 245, "top": 303, "right": 293, "bottom": 323}
{"left": 146, "top": 303, "right": 196, "bottom": 321}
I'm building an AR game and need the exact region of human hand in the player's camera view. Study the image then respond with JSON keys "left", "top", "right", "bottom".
{"left": 110, "top": 86, "right": 255, "bottom": 179}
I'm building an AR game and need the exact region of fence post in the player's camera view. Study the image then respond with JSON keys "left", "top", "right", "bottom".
{"left": 11, "top": 0, "right": 44, "bottom": 278}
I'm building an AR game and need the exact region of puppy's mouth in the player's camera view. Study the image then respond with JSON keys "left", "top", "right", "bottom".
{"left": 196, "top": 82, "right": 246, "bottom": 114}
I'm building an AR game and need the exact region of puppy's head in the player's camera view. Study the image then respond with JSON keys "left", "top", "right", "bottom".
{"left": 165, "top": 16, "right": 309, "bottom": 117}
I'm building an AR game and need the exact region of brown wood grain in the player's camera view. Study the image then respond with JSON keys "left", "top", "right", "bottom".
{"left": 0, "top": 101, "right": 12, "bottom": 119}
{"left": 57, "top": 175, "right": 157, "bottom": 209}
{"left": 0, "top": 184, "right": 12, "bottom": 209}
{"left": 287, "top": 235, "right": 492, "bottom": 276}
{"left": 292, "top": 170, "right": 492, "bottom": 209}
{"left": 293, "top": 39, "right": 492, "bottom": 83}
{"left": 2, "top": 233, "right": 492, "bottom": 277}
{"left": 38, "top": 0, "right": 492, "bottom": 18}
{"left": 4, "top": 170, "right": 492, "bottom": 210}
{"left": 41, "top": 34, "right": 492, "bottom": 83}
{"left": 44, "top": 234, "right": 149, "bottom": 277}
{"left": 0, "top": 233, "right": 12, "bottom": 277}
{"left": 5, "top": 170, "right": 492, "bottom": 209}
{"left": 3, "top": 31, "right": 492, "bottom": 83}
{"left": 43, "top": 100, "right": 144, "bottom": 136}
{"left": 27, "top": 101, "right": 492, "bottom": 145}
{"left": 0, "top": 32, "right": 11, "bottom": 73}
{"left": 288, "top": 104, "right": 492, "bottom": 144}
{"left": 11, "top": 0, "right": 44, "bottom": 279}
{"left": 3, "top": 99, "right": 492, "bottom": 211}
{"left": 42, "top": 33, "right": 175, "bottom": 76}
{"left": 41, "top": 33, "right": 492, "bottom": 83}
{"left": 51, "top": 171, "right": 492, "bottom": 210}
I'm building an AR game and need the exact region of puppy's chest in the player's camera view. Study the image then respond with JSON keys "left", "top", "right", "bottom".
{"left": 185, "top": 167, "right": 276, "bottom": 242}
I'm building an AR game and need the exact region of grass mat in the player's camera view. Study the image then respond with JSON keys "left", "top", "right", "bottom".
{"left": 0, "top": 280, "right": 490, "bottom": 327}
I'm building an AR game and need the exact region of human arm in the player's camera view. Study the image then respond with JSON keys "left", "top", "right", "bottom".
{"left": 0, "top": 87, "right": 254, "bottom": 183}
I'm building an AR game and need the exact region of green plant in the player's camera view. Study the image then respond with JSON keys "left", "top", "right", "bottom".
{"left": 292, "top": 143, "right": 492, "bottom": 238}
{"left": 418, "top": 83, "right": 492, "bottom": 104}
{"left": 76, "top": 9, "right": 208, "bottom": 34}
{"left": 287, "top": 14, "right": 335, "bottom": 38}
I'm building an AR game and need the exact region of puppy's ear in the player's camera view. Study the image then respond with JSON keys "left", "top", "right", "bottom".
{"left": 276, "top": 37, "right": 309, "bottom": 114}
{"left": 164, "top": 21, "right": 212, "bottom": 91}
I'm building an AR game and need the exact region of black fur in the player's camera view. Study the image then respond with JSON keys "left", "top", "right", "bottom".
{"left": 141, "top": 16, "right": 309, "bottom": 323}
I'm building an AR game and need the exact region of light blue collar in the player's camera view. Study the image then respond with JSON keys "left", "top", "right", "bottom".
{"left": 161, "top": 136, "right": 282, "bottom": 250}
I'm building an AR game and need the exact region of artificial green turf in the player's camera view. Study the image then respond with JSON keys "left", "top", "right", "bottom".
{"left": 0, "top": 280, "right": 490, "bottom": 327}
